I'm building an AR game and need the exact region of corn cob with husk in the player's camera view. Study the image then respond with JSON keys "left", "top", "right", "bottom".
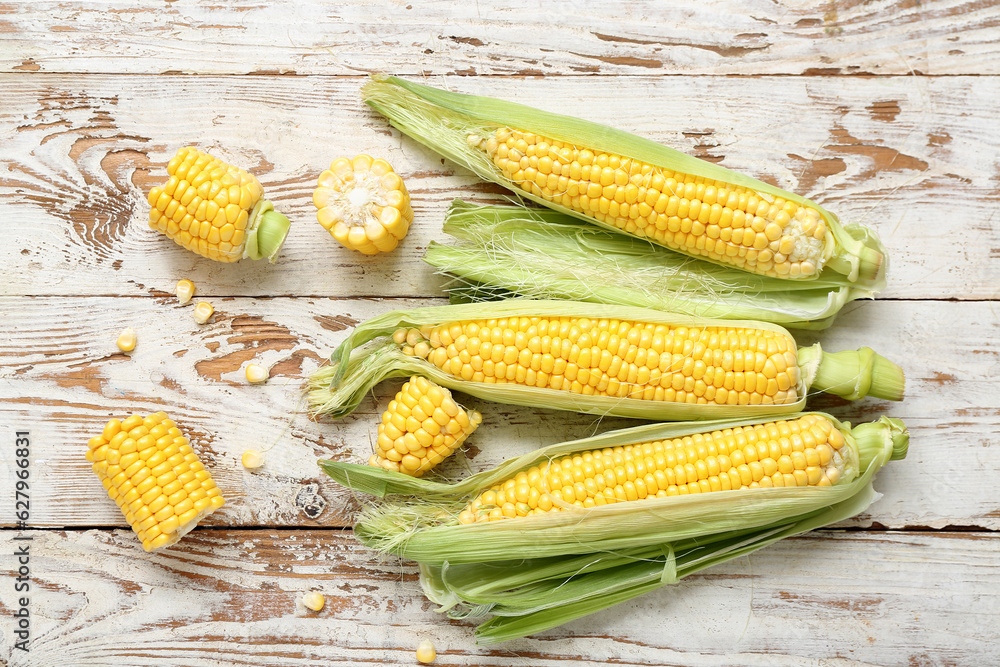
{"left": 427, "top": 200, "right": 880, "bottom": 330}
{"left": 320, "top": 413, "right": 908, "bottom": 642}
{"left": 361, "top": 75, "right": 886, "bottom": 287}
{"left": 307, "top": 300, "right": 904, "bottom": 422}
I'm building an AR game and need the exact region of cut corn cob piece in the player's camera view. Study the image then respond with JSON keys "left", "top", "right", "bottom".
{"left": 372, "top": 376, "right": 482, "bottom": 477}
{"left": 459, "top": 413, "right": 848, "bottom": 524}
{"left": 427, "top": 201, "right": 879, "bottom": 330}
{"left": 85, "top": 412, "right": 225, "bottom": 552}
{"left": 308, "top": 301, "right": 904, "bottom": 422}
{"left": 321, "top": 413, "right": 908, "bottom": 566}
{"left": 148, "top": 147, "right": 291, "bottom": 263}
{"left": 313, "top": 154, "right": 413, "bottom": 255}
{"left": 362, "top": 76, "right": 886, "bottom": 286}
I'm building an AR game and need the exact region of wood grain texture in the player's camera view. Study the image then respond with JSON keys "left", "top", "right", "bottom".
{"left": 2, "top": 296, "right": 997, "bottom": 530}
{"left": 1, "top": 0, "right": 998, "bottom": 76}
{"left": 0, "top": 529, "right": 997, "bottom": 666}
{"left": 3, "top": 74, "right": 997, "bottom": 300}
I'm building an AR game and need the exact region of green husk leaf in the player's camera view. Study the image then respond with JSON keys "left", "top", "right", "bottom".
{"left": 362, "top": 75, "right": 888, "bottom": 289}
{"left": 426, "top": 200, "right": 881, "bottom": 330}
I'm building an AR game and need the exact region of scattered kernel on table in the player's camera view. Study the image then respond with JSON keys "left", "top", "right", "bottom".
{"left": 176, "top": 279, "right": 196, "bottom": 304}
{"left": 192, "top": 301, "right": 214, "bottom": 324}
{"left": 416, "top": 639, "right": 436, "bottom": 664}
{"left": 241, "top": 450, "right": 264, "bottom": 470}
{"left": 302, "top": 592, "right": 325, "bottom": 611}
{"left": 313, "top": 154, "right": 413, "bottom": 255}
{"left": 116, "top": 327, "right": 136, "bottom": 353}
{"left": 245, "top": 364, "right": 269, "bottom": 384}
{"left": 84, "top": 412, "right": 225, "bottom": 552}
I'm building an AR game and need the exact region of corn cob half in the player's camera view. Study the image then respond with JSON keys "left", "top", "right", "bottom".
{"left": 362, "top": 75, "right": 886, "bottom": 287}
{"left": 148, "top": 147, "right": 291, "bottom": 263}
{"left": 308, "top": 300, "right": 904, "bottom": 422}
{"left": 85, "top": 412, "right": 225, "bottom": 552}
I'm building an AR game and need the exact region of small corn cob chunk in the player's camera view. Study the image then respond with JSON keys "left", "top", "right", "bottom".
{"left": 459, "top": 413, "right": 848, "bottom": 524}
{"left": 148, "top": 147, "right": 291, "bottom": 263}
{"left": 308, "top": 301, "right": 905, "bottom": 422}
{"left": 371, "top": 376, "right": 482, "bottom": 477}
{"left": 85, "top": 412, "right": 225, "bottom": 552}
{"left": 362, "top": 76, "right": 887, "bottom": 286}
{"left": 313, "top": 154, "right": 414, "bottom": 255}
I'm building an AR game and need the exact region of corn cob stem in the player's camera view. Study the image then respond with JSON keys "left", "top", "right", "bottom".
{"left": 244, "top": 201, "right": 292, "bottom": 262}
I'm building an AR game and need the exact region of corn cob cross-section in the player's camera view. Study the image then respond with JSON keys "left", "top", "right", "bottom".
{"left": 85, "top": 412, "right": 225, "bottom": 552}
{"left": 148, "top": 147, "right": 291, "bottom": 263}
{"left": 313, "top": 154, "right": 413, "bottom": 255}
{"left": 371, "top": 376, "right": 482, "bottom": 476}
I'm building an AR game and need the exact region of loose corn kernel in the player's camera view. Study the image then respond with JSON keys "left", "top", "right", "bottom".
{"left": 416, "top": 639, "right": 436, "bottom": 664}
{"left": 116, "top": 327, "right": 137, "bottom": 353}
{"left": 459, "top": 414, "right": 849, "bottom": 523}
{"left": 193, "top": 301, "right": 214, "bottom": 324}
{"left": 302, "top": 591, "right": 325, "bottom": 611}
{"left": 241, "top": 450, "right": 264, "bottom": 469}
{"left": 84, "top": 412, "right": 225, "bottom": 552}
{"left": 398, "top": 317, "right": 800, "bottom": 407}
{"left": 313, "top": 154, "right": 414, "bottom": 255}
{"left": 148, "top": 147, "right": 290, "bottom": 263}
{"left": 176, "top": 279, "right": 196, "bottom": 304}
{"left": 245, "top": 364, "right": 269, "bottom": 384}
{"left": 369, "top": 376, "right": 482, "bottom": 477}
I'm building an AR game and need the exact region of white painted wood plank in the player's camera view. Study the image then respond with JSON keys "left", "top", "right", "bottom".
{"left": 1, "top": 0, "right": 996, "bottom": 76}
{"left": 1, "top": 296, "right": 996, "bottom": 530}
{"left": 0, "top": 529, "right": 996, "bottom": 666}
{"left": 3, "top": 74, "right": 998, "bottom": 300}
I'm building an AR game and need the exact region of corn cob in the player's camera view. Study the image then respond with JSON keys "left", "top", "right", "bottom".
{"left": 459, "top": 413, "right": 847, "bottom": 523}
{"left": 362, "top": 75, "right": 886, "bottom": 286}
{"left": 85, "top": 412, "right": 225, "bottom": 552}
{"left": 308, "top": 301, "right": 904, "bottom": 422}
{"left": 426, "top": 200, "right": 878, "bottom": 330}
{"left": 321, "top": 413, "right": 908, "bottom": 565}
{"left": 148, "top": 147, "right": 291, "bottom": 263}
{"left": 372, "top": 376, "right": 482, "bottom": 477}
{"left": 313, "top": 154, "right": 413, "bottom": 255}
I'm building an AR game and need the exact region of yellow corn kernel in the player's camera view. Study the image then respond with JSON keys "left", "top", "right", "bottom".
{"left": 85, "top": 412, "right": 225, "bottom": 552}
{"left": 472, "top": 129, "right": 826, "bottom": 279}
{"left": 399, "top": 317, "right": 800, "bottom": 408}
{"left": 193, "top": 301, "right": 214, "bottom": 324}
{"left": 302, "top": 591, "right": 325, "bottom": 612}
{"left": 116, "top": 327, "right": 136, "bottom": 353}
{"left": 313, "top": 155, "right": 414, "bottom": 255}
{"left": 176, "top": 279, "right": 196, "bottom": 305}
{"left": 241, "top": 450, "right": 264, "bottom": 469}
{"left": 369, "top": 376, "right": 482, "bottom": 477}
{"left": 416, "top": 639, "right": 436, "bottom": 664}
{"left": 245, "top": 364, "right": 269, "bottom": 384}
{"left": 459, "top": 414, "right": 847, "bottom": 523}
{"left": 148, "top": 147, "right": 290, "bottom": 263}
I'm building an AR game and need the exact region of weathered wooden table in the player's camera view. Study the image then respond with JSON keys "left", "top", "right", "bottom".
{"left": 3, "top": 2, "right": 999, "bottom": 665}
